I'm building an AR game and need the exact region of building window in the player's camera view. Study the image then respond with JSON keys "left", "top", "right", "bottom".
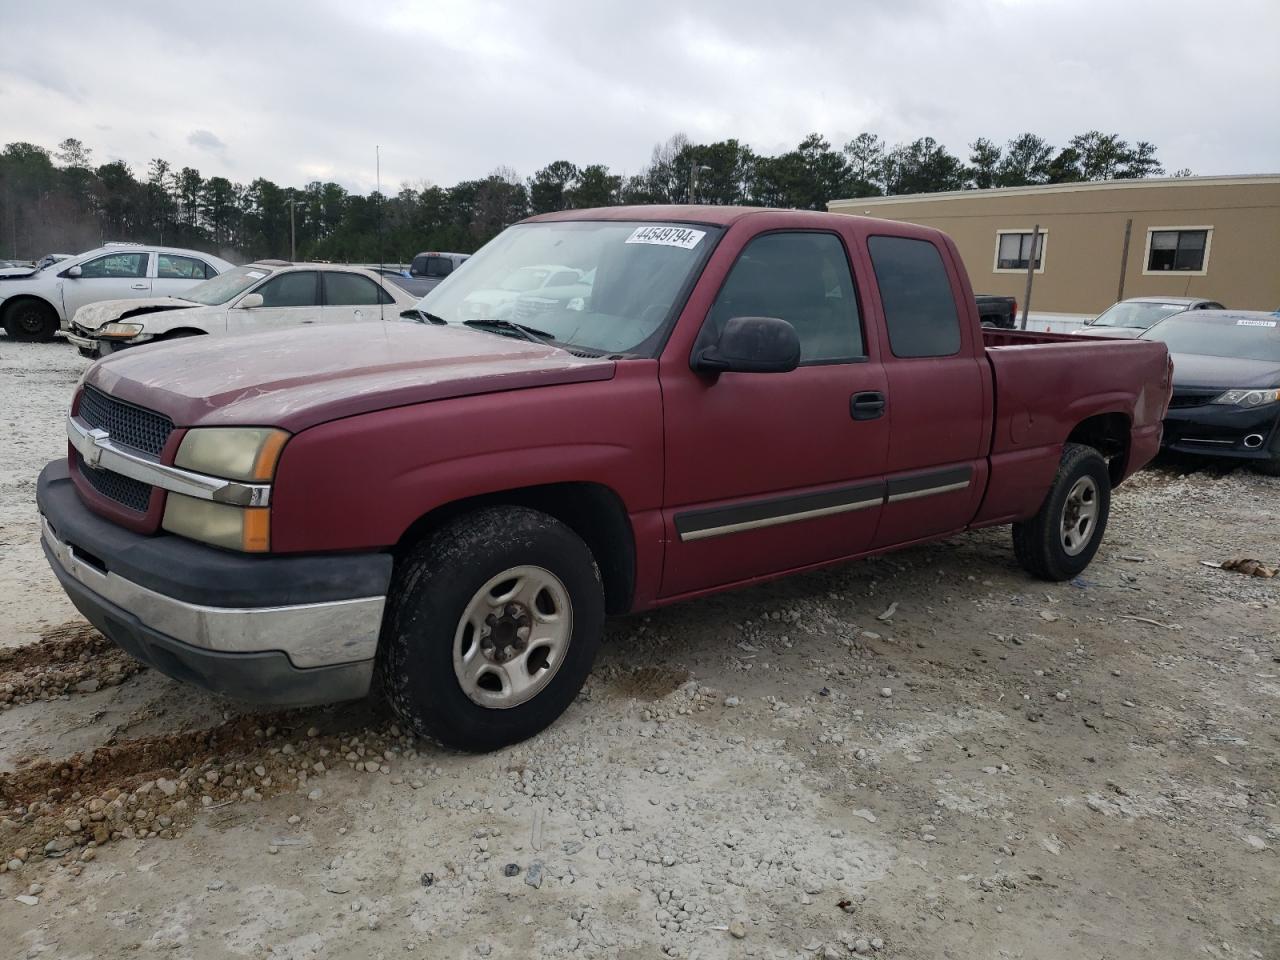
{"left": 993, "top": 230, "right": 1046, "bottom": 273}
{"left": 1144, "top": 227, "right": 1212, "bottom": 275}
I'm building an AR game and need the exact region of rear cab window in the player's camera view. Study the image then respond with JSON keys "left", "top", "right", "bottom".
{"left": 867, "top": 236, "right": 961, "bottom": 358}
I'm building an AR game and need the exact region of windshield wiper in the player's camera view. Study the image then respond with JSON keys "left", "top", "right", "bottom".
{"left": 400, "top": 307, "right": 447, "bottom": 325}
{"left": 462, "top": 318, "right": 556, "bottom": 345}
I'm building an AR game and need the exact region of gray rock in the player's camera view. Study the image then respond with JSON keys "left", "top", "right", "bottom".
{"left": 75, "top": 678, "right": 100, "bottom": 694}
{"left": 15, "top": 895, "right": 38, "bottom": 906}
{"left": 729, "top": 919, "right": 747, "bottom": 939}
{"left": 525, "top": 861, "right": 544, "bottom": 888}
{"left": 854, "top": 939, "right": 872, "bottom": 955}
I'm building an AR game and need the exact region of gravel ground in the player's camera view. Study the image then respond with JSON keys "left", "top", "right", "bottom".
{"left": 1, "top": 336, "right": 1277, "bottom": 959}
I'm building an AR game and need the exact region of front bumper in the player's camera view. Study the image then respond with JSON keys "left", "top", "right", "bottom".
{"left": 66, "top": 325, "right": 144, "bottom": 358}
{"left": 38, "top": 460, "right": 393, "bottom": 706}
{"left": 1161, "top": 403, "right": 1280, "bottom": 461}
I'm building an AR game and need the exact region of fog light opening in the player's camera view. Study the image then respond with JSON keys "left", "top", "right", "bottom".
{"left": 1243, "top": 434, "right": 1264, "bottom": 449}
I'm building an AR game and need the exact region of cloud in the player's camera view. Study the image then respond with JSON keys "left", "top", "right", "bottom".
{"left": 187, "top": 129, "right": 226, "bottom": 154}
{"left": 0, "top": 0, "right": 1275, "bottom": 191}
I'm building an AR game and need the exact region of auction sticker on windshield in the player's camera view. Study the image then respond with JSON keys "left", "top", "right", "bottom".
{"left": 1237, "top": 319, "right": 1276, "bottom": 327}
{"left": 625, "top": 226, "right": 706, "bottom": 249}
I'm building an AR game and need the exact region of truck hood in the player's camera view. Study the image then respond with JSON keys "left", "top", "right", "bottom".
{"left": 74, "top": 297, "right": 205, "bottom": 331}
{"left": 87, "top": 321, "right": 615, "bottom": 431}
{"left": 1169, "top": 352, "right": 1280, "bottom": 390}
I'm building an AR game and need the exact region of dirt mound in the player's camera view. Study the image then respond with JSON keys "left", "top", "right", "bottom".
{"left": 0, "top": 621, "right": 146, "bottom": 707}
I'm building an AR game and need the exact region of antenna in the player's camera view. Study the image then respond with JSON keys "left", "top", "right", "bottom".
{"left": 376, "top": 144, "right": 387, "bottom": 322}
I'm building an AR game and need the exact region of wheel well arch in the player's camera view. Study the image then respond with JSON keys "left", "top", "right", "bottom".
{"left": 395, "top": 482, "right": 636, "bottom": 615}
{"left": 1067, "top": 412, "right": 1130, "bottom": 485}
{"left": 2, "top": 294, "right": 59, "bottom": 319}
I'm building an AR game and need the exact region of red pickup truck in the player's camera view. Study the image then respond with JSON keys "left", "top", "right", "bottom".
{"left": 37, "top": 207, "right": 1171, "bottom": 751}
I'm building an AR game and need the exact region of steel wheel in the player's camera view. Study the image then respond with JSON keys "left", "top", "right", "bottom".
{"left": 453, "top": 565, "right": 573, "bottom": 709}
{"left": 1060, "top": 475, "right": 1099, "bottom": 556}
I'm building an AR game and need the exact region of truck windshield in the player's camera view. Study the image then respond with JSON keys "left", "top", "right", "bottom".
{"left": 179, "top": 265, "right": 274, "bottom": 306}
{"left": 413, "top": 221, "right": 721, "bottom": 356}
{"left": 1143, "top": 314, "right": 1280, "bottom": 362}
{"left": 1092, "top": 301, "right": 1188, "bottom": 328}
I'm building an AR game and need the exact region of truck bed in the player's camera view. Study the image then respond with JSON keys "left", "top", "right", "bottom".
{"left": 972, "top": 327, "right": 1171, "bottom": 525}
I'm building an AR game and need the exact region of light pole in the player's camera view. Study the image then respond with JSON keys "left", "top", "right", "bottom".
{"left": 286, "top": 199, "right": 303, "bottom": 261}
{"left": 689, "top": 164, "right": 711, "bottom": 204}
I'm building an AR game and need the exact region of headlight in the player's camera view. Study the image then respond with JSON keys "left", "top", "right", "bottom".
{"left": 99, "top": 322, "right": 144, "bottom": 339}
{"left": 175, "top": 427, "right": 289, "bottom": 482}
{"left": 1210, "top": 388, "right": 1280, "bottom": 408}
{"left": 163, "top": 494, "right": 270, "bottom": 552}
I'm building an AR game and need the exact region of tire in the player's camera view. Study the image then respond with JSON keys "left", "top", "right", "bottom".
{"left": 378, "top": 506, "right": 605, "bottom": 752}
{"left": 1252, "top": 430, "right": 1280, "bottom": 476}
{"left": 1012, "top": 442, "right": 1111, "bottom": 581}
{"left": 3, "top": 299, "right": 59, "bottom": 342}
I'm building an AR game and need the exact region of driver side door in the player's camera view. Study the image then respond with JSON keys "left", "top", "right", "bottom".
{"left": 61, "top": 251, "right": 152, "bottom": 319}
{"left": 658, "top": 229, "right": 890, "bottom": 598}
{"left": 228, "top": 271, "right": 322, "bottom": 333}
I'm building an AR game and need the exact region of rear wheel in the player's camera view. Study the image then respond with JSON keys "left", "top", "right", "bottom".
{"left": 1013, "top": 442, "right": 1111, "bottom": 581}
{"left": 378, "top": 506, "right": 605, "bottom": 752}
{"left": 3, "top": 299, "right": 59, "bottom": 342}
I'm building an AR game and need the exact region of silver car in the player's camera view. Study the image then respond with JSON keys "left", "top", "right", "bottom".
{"left": 1071, "top": 296, "right": 1224, "bottom": 339}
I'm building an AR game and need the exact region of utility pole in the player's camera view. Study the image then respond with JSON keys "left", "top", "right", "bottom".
{"left": 1116, "top": 218, "right": 1133, "bottom": 302}
{"left": 286, "top": 199, "right": 302, "bottom": 261}
{"left": 1019, "top": 224, "right": 1041, "bottom": 330}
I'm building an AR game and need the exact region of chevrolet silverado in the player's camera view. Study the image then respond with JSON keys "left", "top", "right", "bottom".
{"left": 37, "top": 206, "right": 1172, "bottom": 751}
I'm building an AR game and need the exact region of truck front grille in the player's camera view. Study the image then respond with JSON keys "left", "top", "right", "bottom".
{"left": 79, "top": 385, "right": 174, "bottom": 457}
{"left": 76, "top": 453, "right": 153, "bottom": 512}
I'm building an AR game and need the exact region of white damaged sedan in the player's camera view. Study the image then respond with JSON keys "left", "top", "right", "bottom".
{"left": 68, "top": 261, "right": 421, "bottom": 356}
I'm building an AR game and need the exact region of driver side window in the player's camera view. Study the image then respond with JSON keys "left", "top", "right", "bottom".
{"left": 256, "top": 271, "right": 319, "bottom": 307}
{"left": 78, "top": 252, "right": 149, "bottom": 279}
{"left": 701, "top": 232, "right": 864, "bottom": 363}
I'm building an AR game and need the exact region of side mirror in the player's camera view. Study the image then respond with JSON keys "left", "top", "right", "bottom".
{"left": 693, "top": 316, "right": 801, "bottom": 374}
{"left": 238, "top": 293, "right": 264, "bottom": 309}
{"left": 64, "top": 265, "right": 82, "bottom": 278}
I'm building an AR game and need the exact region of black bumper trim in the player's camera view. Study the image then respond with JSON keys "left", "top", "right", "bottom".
{"left": 48, "top": 548, "right": 373, "bottom": 706}
{"left": 38, "top": 459, "right": 393, "bottom": 607}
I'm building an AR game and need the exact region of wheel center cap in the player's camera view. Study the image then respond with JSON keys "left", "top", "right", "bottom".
{"left": 481, "top": 603, "right": 532, "bottom": 663}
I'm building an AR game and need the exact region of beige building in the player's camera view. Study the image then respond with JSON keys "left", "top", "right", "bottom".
{"left": 829, "top": 175, "right": 1280, "bottom": 317}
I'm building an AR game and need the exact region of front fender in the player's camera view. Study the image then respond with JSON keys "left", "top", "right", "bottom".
{"left": 267, "top": 366, "right": 665, "bottom": 554}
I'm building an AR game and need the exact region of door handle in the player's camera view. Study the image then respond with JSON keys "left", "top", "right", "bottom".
{"left": 130, "top": 283, "right": 148, "bottom": 290}
{"left": 850, "top": 391, "right": 886, "bottom": 420}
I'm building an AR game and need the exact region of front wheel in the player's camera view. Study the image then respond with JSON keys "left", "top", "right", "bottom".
{"left": 378, "top": 506, "right": 605, "bottom": 752}
{"left": 1012, "top": 442, "right": 1112, "bottom": 581}
{"left": 3, "top": 299, "right": 59, "bottom": 341}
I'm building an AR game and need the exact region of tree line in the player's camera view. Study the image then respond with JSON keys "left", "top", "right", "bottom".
{"left": 0, "top": 131, "right": 1177, "bottom": 264}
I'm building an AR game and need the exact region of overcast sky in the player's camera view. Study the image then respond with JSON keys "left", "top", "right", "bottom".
{"left": 2, "top": 0, "right": 1277, "bottom": 193}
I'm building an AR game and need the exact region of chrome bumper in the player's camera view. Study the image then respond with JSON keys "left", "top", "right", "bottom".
{"left": 41, "top": 516, "right": 385, "bottom": 669}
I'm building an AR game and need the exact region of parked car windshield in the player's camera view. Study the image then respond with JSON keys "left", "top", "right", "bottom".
{"left": 1092, "top": 301, "right": 1189, "bottom": 329}
{"left": 1143, "top": 313, "right": 1280, "bottom": 362}
{"left": 414, "top": 221, "right": 721, "bottom": 356}
{"left": 179, "top": 265, "right": 273, "bottom": 306}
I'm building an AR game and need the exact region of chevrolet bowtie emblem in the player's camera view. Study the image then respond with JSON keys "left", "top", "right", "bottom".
{"left": 85, "top": 428, "right": 109, "bottom": 469}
